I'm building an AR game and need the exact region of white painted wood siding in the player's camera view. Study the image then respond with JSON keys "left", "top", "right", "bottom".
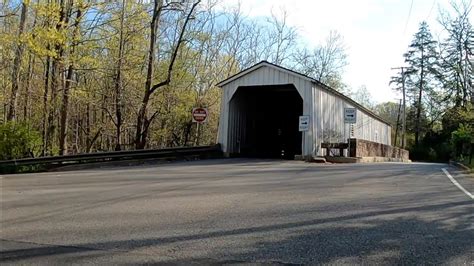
{"left": 312, "top": 84, "right": 392, "bottom": 156}
{"left": 218, "top": 65, "right": 314, "bottom": 156}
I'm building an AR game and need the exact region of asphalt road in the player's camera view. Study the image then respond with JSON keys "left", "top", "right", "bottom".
{"left": 1, "top": 159, "right": 473, "bottom": 265}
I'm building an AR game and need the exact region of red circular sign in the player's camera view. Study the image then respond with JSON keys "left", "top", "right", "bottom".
{"left": 192, "top": 108, "right": 208, "bottom": 123}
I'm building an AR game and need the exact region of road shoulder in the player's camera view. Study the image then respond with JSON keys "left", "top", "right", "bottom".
{"left": 442, "top": 167, "right": 473, "bottom": 199}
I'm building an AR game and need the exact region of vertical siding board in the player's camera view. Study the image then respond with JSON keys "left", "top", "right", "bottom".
{"left": 331, "top": 95, "right": 336, "bottom": 141}
{"left": 312, "top": 85, "right": 316, "bottom": 154}
{"left": 261, "top": 67, "right": 267, "bottom": 84}
{"left": 243, "top": 71, "right": 250, "bottom": 85}
{"left": 320, "top": 89, "right": 323, "bottom": 154}
{"left": 236, "top": 97, "right": 240, "bottom": 153}
{"left": 228, "top": 97, "right": 233, "bottom": 153}
{"left": 305, "top": 82, "right": 311, "bottom": 155}
{"left": 267, "top": 67, "right": 272, "bottom": 84}
{"left": 324, "top": 91, "right": 329, "bottom": 140}
{"left": 285, "top": 72, "right": 290, "bottom": 84}
{"left": 259, "top": 67, "right": 265, "bottom": 85}
{"left": 218, "top": 85, "right": 227, "bottom": 152}
{"left": 232, "top": 97, "right": 236, "bottom": 153}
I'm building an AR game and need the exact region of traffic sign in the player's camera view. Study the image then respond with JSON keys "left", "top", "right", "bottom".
{"left": 192, "top": 107, "right": 208, "bottom": 123}
{"left": 344, "top": 108, "right": 357, "bottom": 123}
{"left": 299, "top": 115, "right": 310, "bottom": 131}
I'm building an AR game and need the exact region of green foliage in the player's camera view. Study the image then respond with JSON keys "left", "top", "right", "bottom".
{"left": 460, "top": 156, "right": 474, "bottom": 170}
{"left": 452, "top": 123, "right": 473, "bottom": 143}
{"left": 451, "top": 123, "right": 473, "bottom": 157}
{"left": 410, "top": 104, "right": 474, "bottom": 162}
{"left": 409, "top": 130, "right": 452, "bottom": 162}
{"left": 403, "top": 22, "right": 441, "bottom": 145}
{"left": 393, "top": 4, "right": 473, "bottom": 162}
{"left": 0, "top": 122, "right": 41, "bottom": 160}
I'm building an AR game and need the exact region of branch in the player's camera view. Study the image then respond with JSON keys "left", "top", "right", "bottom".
{"left": 0, "top": 13, "right": 17, "bottom": 18}
{"left": 90, "top": 128, "right": 102, "bottom": 147}
{"left": 150, "top": 0, "right": 201, "bottom": 94}
{"left": 102, "top": 107, "right": 118, "bottom": 127}
{"left": 143, "top": 109, "right": 161, "bottom": 133}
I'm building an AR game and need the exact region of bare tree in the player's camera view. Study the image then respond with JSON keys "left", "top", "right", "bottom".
{"left": 7, "top": 1, "right": 27, "bottom": 121}
{"left": 266, "top": 9, "right": 297, "bottom": 65}
{"left": 59, "top": 2, "right": 84, "bottom": 155}
{"left": 135, "top": 0, "right": 201, "bottom": 149}
{"left": 292, "top": 30, "right": 348, "bottom": 90}
{"left": 46, "top": 0, "right": 73, "bottom": 155}
{"left": 113, "top": 0, "right": 126, "bottom": 151}
{"left": 348, "top": 85, "right": 375, "bottom": 109}
{"left": 438, "top": 0, "right": 473, "bottom": 106}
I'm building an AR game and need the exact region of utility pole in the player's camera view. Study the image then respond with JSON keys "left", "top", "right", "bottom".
{"left": 392, "top": 67, "right": 406, "bottom": 149}
{"left": 394, "top": 99, "right": 402, "bottom": 147}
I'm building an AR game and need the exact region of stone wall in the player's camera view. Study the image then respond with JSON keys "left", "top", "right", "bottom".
{"left": 348, "top": 138, "right": 409, "bottom": 160}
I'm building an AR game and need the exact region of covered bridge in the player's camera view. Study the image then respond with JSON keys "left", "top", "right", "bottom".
{"left": 216, "top": 61, "right": 392, "bottom": 159}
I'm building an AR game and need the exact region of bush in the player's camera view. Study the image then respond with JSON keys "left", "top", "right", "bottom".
{"left": 409, "top": 131, "right": 452, "bottom": 162}
{"left": 451, "top": 123, "right": 473, "bottom": 158}
{"left": 409, "top": 145, "right": 433, "bottom": 161}
{"left": 0, "top": 122, "right": 41, "bottom": 160}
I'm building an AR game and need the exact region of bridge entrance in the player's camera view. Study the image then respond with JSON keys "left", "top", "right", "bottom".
{"left": 227, "top": 84, "right": 303, "bottom": 159}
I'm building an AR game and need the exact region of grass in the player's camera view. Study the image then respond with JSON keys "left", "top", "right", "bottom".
{"left": 0, "top": 164, "right": 46, "bottom": 175}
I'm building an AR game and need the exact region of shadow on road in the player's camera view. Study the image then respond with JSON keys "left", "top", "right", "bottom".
{"left": 2, "top": 199, "right": 472, "bottom": 264}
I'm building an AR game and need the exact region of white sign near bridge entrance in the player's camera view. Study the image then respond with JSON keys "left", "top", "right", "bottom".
{"left": 344, "top": 108, "right": 357, "bottom": 124}
{"left": 299, "top": 115, "right": 310, "bottom": 131}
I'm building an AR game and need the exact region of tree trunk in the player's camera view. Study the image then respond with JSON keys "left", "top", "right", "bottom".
{"left": 415, "top": 49, "right": 424, "bottom": 146}
{"left": 135, "top": 0, "right": 163, "bottom": 149}
{"left": 59, "top": 1, "right": 80, "bottom": 155}
{"left": 7, "top": 1, "right": 28, "bottom": 121}
{"left": 42, "top": 55, "right": 51, "bottom": 156}
{"left": 48, "top": 59, "right": 59, "bottom": 154}
{"left": 48, "top": 0, "right": 71, "bottom": 155}
{"left": 462, "top": 48, "right": 469, "bottom": 106}
{"left": 23, "top": 53, "right": 35, "bottom": 121}
{"left": 114, "top": 0, "right": 126, "bottom": 151}
{"left": 59, "top": 64, "right": 72, "bottom": 155}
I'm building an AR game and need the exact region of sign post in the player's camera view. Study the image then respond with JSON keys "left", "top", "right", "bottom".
{"left": 344, "top": 108, "right": 357, "bottom": 157}
{"left": 299, "top": 115, "right": 309, "bottom": 157}
{"left": 192, "top": 107, "right": 208, "bottom": 145}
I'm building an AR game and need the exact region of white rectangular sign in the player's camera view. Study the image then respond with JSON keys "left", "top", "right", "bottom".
{"left": 299, "top": 115, "right": 310, "bottom": 131}
{"left": 344, "top": 108, "right": 357, "bottom": 124}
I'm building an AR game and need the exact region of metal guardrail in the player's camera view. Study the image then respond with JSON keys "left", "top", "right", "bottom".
{"left": 0, "top": 145, "right": 222, "bottom": 171}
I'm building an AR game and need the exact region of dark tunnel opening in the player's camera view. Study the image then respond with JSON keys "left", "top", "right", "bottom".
{"left": 228, "top": 84, "right": 303, "bottom": 159}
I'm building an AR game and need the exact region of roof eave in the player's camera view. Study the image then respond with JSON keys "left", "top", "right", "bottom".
{"left": 216, "top": 61, "right": 268, "bottom": 87}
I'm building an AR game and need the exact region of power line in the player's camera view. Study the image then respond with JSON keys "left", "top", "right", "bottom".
{"left": 394, "top": 99, "right": 402, "bottom": 147}
{"left": 403, "top": 0, "right": 414, "bottom": 36}
{"left": 426, "top": 0, "right": 437, "bottom": 21}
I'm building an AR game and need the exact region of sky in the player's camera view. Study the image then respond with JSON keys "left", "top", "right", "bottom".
{"left": 218, "top": 0, "right": 458, "bottom": 104}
